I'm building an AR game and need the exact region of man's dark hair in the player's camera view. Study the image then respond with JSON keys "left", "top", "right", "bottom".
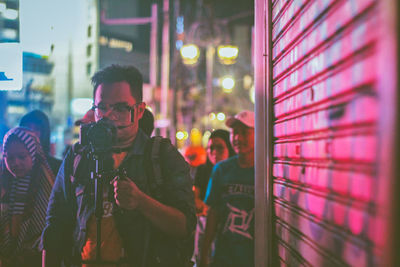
{"left": 210, "top": 129, "right": 236, "bottom": 157}
{"left": 91, "top": 64, "right": 143, "bottom": 102}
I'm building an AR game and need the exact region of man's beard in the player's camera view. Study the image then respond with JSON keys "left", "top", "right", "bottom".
{"left": 114, "top": 123, "right": 138, "bottom": 149}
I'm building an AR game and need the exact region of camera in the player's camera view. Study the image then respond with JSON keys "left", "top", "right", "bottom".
{"left": 79, "top": 119, "right": 117, "bottom": 153}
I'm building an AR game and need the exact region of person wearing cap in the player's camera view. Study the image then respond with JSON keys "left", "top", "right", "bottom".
{"left": 199, "top": 110, "right": 255, "bottom": 267}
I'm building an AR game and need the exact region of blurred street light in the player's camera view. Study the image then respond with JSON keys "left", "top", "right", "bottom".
{"left": 71, "top": 98, "right": 92, "bottom": 115}
{"left": 180, "top": 44, "right": 200, "bottom": 65}
{"left": 145, "top": 105, "right": 153, "bottom": 113}
{"left": 2, "top": 29, "right": 17, "bottom": 39}
{"left": 178, "top": 4, "right": 246, "bottom": 131}
{"left": 217, "top": 45, "right": 238, "bottom": 65}
{"left": 202, "top": 130, "right": 211, "bottom": 147}
{"left": 209, "top": 112, "right": 216, "bottom": 120}
{"left": 243, "top": 74, "right": 253, "bottom": 89}
{"left": 3, "top": 8, "right": 18, "bottom": 20}
{"left": 176, "top": 131, "right": 184, "bottom": 140}
{"left": 217, "top": 112, "right": 225, "bottom": 121}
{"left": 221, "top": 76, "right": 235, "bottom": 93}
{"left": 190, "top": 128, "right": 202, "bottom": 146}
{"left": 250, "top": 85, "right": 255, "bottom": 103}
{"left": 176, "top": 130, "right": 188, "bottom": 140}
{"left": 0, "top": 3, "right": 6, "bottom": 13}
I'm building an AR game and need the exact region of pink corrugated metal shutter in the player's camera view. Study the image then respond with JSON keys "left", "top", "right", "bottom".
{"left": 271, "top": 0, "right": 386, "bottom": 265}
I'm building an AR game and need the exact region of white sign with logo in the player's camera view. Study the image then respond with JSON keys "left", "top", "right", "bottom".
{"left": 0, "top": 43, "right": 22, "bottom": 91}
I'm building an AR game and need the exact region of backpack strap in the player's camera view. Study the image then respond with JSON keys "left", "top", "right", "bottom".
{"left": 143, "top": 136, "right": 194, "bottom": 267}
{"left": 142, "top": 136, "right": 165, "bottom": 267}
{"left": 145, "top": 136, "right": 166, "bottom": 200}
{"left": 151, "top": 136, "right": 163, "bottom": 187}
{"left": 69, "top": 143, "right": 84, "bottom": 185}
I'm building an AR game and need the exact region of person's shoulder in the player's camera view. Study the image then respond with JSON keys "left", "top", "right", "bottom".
{"left": 214, "top": 155, "right": 238, "bottom": 169}
{"left": 197, "top": 162, "right": 210, "bottom": 172}
{"left": 47, "top": 155, "right": 62, "bottom": 175}
{"left": 156, "top": 136, "right": 179, "bottom": 155}
{"left": 152, "top": 136, "right": 189, "bottom": 171}
{"left": 47, "top": 155, "right": 62, "bottom": 165}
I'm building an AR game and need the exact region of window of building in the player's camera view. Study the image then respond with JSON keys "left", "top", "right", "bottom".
{"left": 87, "top": 25, "right": 92, "bottom": 38}
{"left": 86, "top": 44, "right": 92, "bottom": 57}
{"left": 86, "top": 62, "right": 92, "bottom": 76}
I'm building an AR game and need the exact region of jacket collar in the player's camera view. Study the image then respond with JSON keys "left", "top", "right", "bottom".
{"left": 128, "top": 129, "right": 150, "bottom": 156}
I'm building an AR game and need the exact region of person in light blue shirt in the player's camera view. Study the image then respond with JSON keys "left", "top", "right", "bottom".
{"left": 200, "top": 110, "right": 255, "bottom": 267}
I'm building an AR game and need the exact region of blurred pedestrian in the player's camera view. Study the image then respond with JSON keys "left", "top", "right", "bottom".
{"left": 194, "top": 129, "right": 235, "bottom": 215}
{"left": 199, "top": 110, "right": 255, "bottom": 267}
{"left": 0, "top": 127, "right": 54, "bottom": 267}
{"left": 19, "top": 110, "right": 62, "bottom": 175}
{"left": 193, "top": 129, "right": 235, "bottom": 264}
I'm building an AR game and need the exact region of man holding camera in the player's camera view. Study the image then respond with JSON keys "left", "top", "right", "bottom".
{"left": 41, "top": 65, "right": 196, "bottom": 266}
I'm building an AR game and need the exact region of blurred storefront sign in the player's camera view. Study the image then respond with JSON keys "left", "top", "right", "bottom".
{"left": 98, "top": 34, "right": 150, "bottom": 82}
{"left": 99, "top": 35, "right": 133, "bottom": 52}
{"left": 154, "top": 118, "right": 170, "bottom": 128}
{"left": 23, "top": 73, "right": 54, "bottom": 94}
{"left": 0, "top": 43, "right": 22, "bottom": 91}
{"left": 5, "top": 52, "right": 55, "bottom": 127}
{"left": 71, "top": 98, "right": 92, "bottom": 116}
{"left": 6, "top": 105, "right": 26, "bottom": 115}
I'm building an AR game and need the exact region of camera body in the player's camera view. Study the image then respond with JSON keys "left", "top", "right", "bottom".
{"left": 79, "top": 119, "right": 117, "bottom": 154}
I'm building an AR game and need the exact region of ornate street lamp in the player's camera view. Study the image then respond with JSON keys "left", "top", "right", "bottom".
{"left": 221, "top": 75, "right": 235, "bottom": 93}
{"left": 217, "top": 45, "right": 239, "bottom": 65}
{"left": 179, "top": 13, "right": 237, "bottom": 130}
{"left": 180, "top": 44, "right": 200, "bottom": 65}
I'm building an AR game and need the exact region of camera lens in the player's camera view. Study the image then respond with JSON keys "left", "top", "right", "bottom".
{"left": 85, "top": 119, "right": 117, "bottom": 153}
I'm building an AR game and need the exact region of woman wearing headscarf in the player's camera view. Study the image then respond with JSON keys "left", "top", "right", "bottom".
{"left": 193, "top": 129, "right": 235, "bottom": 264}
{"left": 0, "top": 127, "right": 54, "bottom": 267}
{"left": 19, "top": 110, "right": 62, "bottom": 175}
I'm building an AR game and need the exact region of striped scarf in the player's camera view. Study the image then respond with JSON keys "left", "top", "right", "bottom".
{"left": 0, "top": 127, "right": 54, "bottom": 260}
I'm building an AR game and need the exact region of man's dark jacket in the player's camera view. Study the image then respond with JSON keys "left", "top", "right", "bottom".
{"left": 41, "top": 130, "right": 196, "bottom": 266}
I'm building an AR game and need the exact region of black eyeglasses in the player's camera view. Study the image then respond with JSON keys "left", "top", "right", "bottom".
{"left": 92, "top": 102, "right": 142, "bottom": 120}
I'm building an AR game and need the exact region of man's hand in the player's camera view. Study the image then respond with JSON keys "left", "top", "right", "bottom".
{"left": 111, "top": 175, "right": 188, "bottom": 238}
{"left": 111, "top": 176, "right": 145, "bottom": 210}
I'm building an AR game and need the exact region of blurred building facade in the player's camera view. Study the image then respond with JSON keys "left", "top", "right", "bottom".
{"left": 2, "top": 0, "right": 254, "bottom": 154}
{"left": 7, "top": 52, "right": 54, "bottom": 126}
{"left": 0, "top": 0, "right": 20, "bottom": 139}
{"left": 50, "top": 0, "right": 155, "bottom": 154}
{"left": 172, "top": 0, "right": 254, "bottom": 147}
{"left": 0, "top": 0, "right": 19, "bottom": 42}
{"left": 49, "top": 0, "right": 99, "bottom": 153}
{"left": 0, "top": 0, "right": 55, "bottom": 143}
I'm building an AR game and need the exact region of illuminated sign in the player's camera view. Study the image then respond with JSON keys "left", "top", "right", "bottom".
{"left": 23, "top": 73, "right": 54, "bottom": 94}
{"left": 71, "top": 98, "right": 93, "bottom": 115}
{"left": 99, "top": 36, "right": 133, "bottom": 52}
{"left": 0, "top": 43, "right": 22, "bottom": 91}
